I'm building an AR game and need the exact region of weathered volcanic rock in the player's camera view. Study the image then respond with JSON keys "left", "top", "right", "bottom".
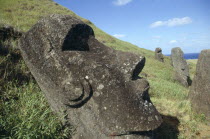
{"left": 19, "top": 14, "right": 162, "bottom": 139}
{"left": 189, "top": 49, "right": 210, "bottom": 120}
{"left": 155, "top": 47, "right": 164, "bottom": 62}
{"left": 171, "top": 47, "right": 190, "bottom": 87}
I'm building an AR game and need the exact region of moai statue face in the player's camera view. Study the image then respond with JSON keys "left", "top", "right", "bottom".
{"left": 19, "top": 15, "right": 162, "bottom": 138}
{"left": 155, "top": 47, "right": 164, "bottom": 62}
{"left": 171, "top": 47, "right": 190, "bottom": 87}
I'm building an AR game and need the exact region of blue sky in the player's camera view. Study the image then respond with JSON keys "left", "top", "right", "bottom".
{"left": 53, "top": 0, "right": 210, "bottom": 54}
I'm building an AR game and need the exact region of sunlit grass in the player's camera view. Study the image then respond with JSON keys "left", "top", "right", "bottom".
{"left": 0, "top": 40, "right": 72, "bottom": 138}
{"left": 0, "top": 81, "right": 72, "bottom": 138}
{"left": 187, "top": 59, "right": 197, "bottom": 79}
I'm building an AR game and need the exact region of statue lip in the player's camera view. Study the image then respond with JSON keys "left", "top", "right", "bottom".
{"left": 107, "top": 130, "right": 154, "bottom": 137}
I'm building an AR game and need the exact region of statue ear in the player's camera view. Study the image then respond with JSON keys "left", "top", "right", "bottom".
{"left": 62, "top": 24, "right": 94, "bottom": 51}
{"left": 65, "top": 78, "right": 93, "bottom": 108}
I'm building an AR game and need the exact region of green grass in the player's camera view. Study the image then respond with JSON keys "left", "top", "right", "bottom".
{"left": 0, "top": 0, "right": 141, "bottom": 54}
{"left": 187, "top": 59, "right": 198, "bottom": 65}
{"left": 187, "top": 59, "right": 197, "bottom": 79}
{"left": 0, "top": 81, "right": 71, "bottom": 139}
{"left": 0, "top": 40, "right": 72, "bottom": 138}
{"left": 1, "top": 0, "right": 209, "bottom": 138}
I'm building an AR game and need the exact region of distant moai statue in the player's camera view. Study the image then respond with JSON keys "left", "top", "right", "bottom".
{"left": 189, "top": 49, "right": 210, "bottom": 120}
{"left": 155, "top": 47, "right": 164, "bottom": 62}
{"left": 171, "top": 47, "right": 191, "bottom": 87}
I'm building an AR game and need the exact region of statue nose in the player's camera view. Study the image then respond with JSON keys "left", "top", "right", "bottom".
{"left": 130, "top": 78, "right": 151, "bottom": 103}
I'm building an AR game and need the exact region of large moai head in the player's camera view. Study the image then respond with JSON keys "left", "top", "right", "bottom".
{"left": 189, "top": 49, "right": 210, "bottom": 121}
{"left": 171, "top": 47, "right": 191, "bottom": 87}
{"left": 19, "top": 14, "right": 162, "bottom": 139}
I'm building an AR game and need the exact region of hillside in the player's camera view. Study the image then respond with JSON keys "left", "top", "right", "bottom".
{"left": 0, "top": 0, "right": 209, "bottom": 138}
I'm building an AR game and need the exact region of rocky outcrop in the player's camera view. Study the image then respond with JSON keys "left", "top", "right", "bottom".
{"left": 19, "top": 14, "right": 162, "bottom": 139}
{"left": 171, "top": 47, "right": 190, "bottom": 87}
{"left": 155, "top": 47, "right": 164, "bottom": 62}
{"left": 189, "top": 49, "right": 210, "bottom": 120}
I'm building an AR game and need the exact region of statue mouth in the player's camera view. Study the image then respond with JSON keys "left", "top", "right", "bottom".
{"left": 108, "top": 130, "right": 154, "bottom": 137}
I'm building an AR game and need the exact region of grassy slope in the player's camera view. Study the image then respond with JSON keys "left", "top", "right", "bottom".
{"left": 187, "top": 59, "right": 197, "bottom": 79}
{"left": 0, "top": 0, "right": 209, "bottom": 138}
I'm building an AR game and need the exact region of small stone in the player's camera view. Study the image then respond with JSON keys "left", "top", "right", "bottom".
{"left": 94, "top": 91, "right": 100, "bottom": 97}
{"left": 97, "top": 84, "right": 104, "bottom": 90}
{"left": 148, "top": 116, "right": 153, "bottom": 121}
{"left": 85, "top": 75, "right": 89, "bottom": 79}
{"left": 155, "top": 115, "right": 159, "bottom": 121}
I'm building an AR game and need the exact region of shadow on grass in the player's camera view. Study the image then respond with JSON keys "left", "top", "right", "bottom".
{"left": 0, "top": 41, "right": 34, "bottom": 102}
{"left": 154, "top": 114, "right": 180, "bottom": 139}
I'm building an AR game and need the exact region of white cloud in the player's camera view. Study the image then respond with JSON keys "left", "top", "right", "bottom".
{"left": 150, "top": 17, "right": 192, "bottom": 28}
{"left": 169, "top": 40, "right": 178, "bottom": 44}
{"left": 113, "top": 0, "right": 132, "bottom": 6}
{"left": 150, "top": 21, "right": 165, "bottom": 28}
{"left": 113, "top": 34, "right": 126, "bottom": 38}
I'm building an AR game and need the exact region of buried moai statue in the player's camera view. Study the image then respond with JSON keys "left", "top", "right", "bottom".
{"left": 171, "top": 47, "right": 191, "bottom": 87}
{"left": 189, "top": 49, "right": 210, "bottom": 120}
{"left": 19, "top": 14, "right": 162, "bottom": 139}
{"left": 155, "top": 47, "right": 164, "bottom": 62}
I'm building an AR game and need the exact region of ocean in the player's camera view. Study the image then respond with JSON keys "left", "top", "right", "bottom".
{"left": 165, "top": 53, "right": 199, "bottom": 59}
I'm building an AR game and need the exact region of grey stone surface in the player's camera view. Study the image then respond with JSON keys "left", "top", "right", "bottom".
{"left": 189, "top": 49, "right": 210, "bottom": 120}
{"left": 155, "top": 47, "right": 164, "bottom": 62}
{"left": 19, "top": 14, "right": 162, "bottom": 138}
{"left": 171, "top": 47, "right": 190, "bottom": 87}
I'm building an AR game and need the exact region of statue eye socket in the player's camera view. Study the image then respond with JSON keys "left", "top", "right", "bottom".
{"left": 62, "top": 24, "right": 94, "bottom": 51}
